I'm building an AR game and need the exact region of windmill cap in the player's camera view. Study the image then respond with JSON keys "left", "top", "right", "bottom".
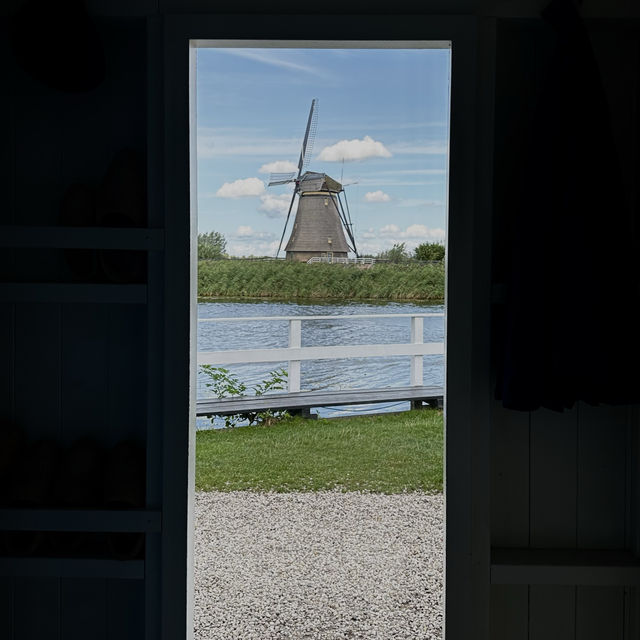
{"left": 299, "top": 171, "right": 342, "bottom": 193}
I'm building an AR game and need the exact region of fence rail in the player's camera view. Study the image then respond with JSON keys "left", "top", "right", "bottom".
{"left": 198, "top": 313, "right": 444, "bottom": 393}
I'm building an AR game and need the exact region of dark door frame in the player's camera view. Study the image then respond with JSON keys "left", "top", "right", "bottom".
{"left": 161, "top": 15, "right": 494, "bottom": 639}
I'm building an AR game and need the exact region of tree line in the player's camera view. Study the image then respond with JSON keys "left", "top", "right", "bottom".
{"left": 198, "top": 231, "right": 444, "bottom": 263}
{"left": 372, "top": 242, "right": 445, "bottom": 263}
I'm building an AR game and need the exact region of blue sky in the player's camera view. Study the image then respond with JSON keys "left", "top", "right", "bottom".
{"left": 197, "top": 47, "right": 450, "bottom": 257}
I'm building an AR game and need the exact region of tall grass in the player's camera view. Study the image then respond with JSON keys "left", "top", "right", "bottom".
{"left": 198, "top": 260, "right": 445, "bottom": 301}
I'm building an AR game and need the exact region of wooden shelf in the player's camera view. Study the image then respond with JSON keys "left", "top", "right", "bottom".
{"left": 0, "top": 226, "right": 164, "bottom": 250}
{"left": 0, "top": 557, "right": 144, "bottom": 579}
{"left": 491, "top": 548, "right": 640, "bottom": 586}
{"left": 0, "top": 283, "right": 147, "bottom": 304}
{"left": 0, "top": 509, "right": 161, "bottom": 533}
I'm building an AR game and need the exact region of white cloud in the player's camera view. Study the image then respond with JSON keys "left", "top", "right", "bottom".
{"left": 379, "top": 224, "right": 400, "bottom": 236}
{"left": 227, "top": 239, "right": 280, "bottom": 257}
{"left": 216, "top": 177, "right": 265, "bottom": 198}
{"left": 356, "top": 223, "right": 445, "bottom": 255}
{"left": 377, "top": 169, "right": 446, "bottom": 176}
{"left": 258, "top": 160, "right": 298, "bottom": 174}
{"left": 231, "top": 227, "right": 275, "bottom": 240}
{"left": 215, "top": 49, "right": 331, "bottom": 79}
{"left": 379, "top": 223, "right": 445, "bottom": 240}
{"left": 388, "top": 141, "right": 448, "bottom": 155}
{"left": 397, "top": 199, "right": 445, "bottom": 208}
{"left": 364, "top": 190, "right": 391, "bottom": 203}
{"left": 197, "top": 128, "right": 299, "bottom": 159}
{"left": 326, "top": 120, "right": 447, "bottom": 133}
{"left": 226, "top": 227, "right": 278, "bottom": 256}
{"left": 317, "top": 135, "right": 392, "bottom": 162}
{"left": 355, "top": 178, "right": 444, "bottom": 188}
{"left": 258, "top": 193, "right": 295, "bottom": 218}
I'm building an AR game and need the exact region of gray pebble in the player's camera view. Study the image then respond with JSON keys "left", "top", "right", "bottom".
{"left": 194, "top": 490, "right": 443, "bottom": 639}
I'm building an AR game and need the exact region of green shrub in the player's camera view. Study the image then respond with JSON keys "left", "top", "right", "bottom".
{"left": 198, "top": 231, "right": 227, "bottom": 260}
{"left": 201, "top": 366, "right": 289, "bottom": 428}
{"left": 414, "top": 242, "right": 445, "bottom": 262}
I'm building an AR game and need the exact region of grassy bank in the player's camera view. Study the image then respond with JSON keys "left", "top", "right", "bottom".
{"left": 198, "top": 259, "right": 444, "bottom": 301}
{"left": 196, "top": 409, "right": 443, "bottom": 494}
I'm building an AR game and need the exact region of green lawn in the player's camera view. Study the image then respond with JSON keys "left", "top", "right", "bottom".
{"left": 196, "top": 409, "right": 443, "bottom": 494}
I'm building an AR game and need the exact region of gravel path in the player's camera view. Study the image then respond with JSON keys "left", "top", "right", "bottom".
{"left": 194, "top": 491, "right": 444, "bottom": 639}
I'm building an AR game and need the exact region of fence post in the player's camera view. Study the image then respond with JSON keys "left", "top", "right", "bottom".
{"left": 410, "top": 316, "right": 423, "bottom": 386}
{"left": 288, "top": 319, "right": 301, "bottom": 392}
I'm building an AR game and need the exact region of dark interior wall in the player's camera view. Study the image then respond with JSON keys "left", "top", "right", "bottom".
{"left": 0, "top": 17, "right": 147, "bottom": 279}
{"left": 1, "top": 2, "right": 639, "bottom": 639}
{"left": 490, "top": 14, "right": 640, "bottom": 640}
{"left": 0, "top": 14, "right": 150, "bottom": 639}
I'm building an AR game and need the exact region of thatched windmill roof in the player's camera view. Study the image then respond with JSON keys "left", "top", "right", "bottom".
{"left": 297, "top": 171, "right": 342, "bottom": 193}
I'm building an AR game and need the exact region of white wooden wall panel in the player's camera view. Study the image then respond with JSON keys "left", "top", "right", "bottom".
{"left": 489, "top": 585, "right": 527, "bottom": 640}
{"left": 61, "top": 305, "right": 109, "bottom": 443}
{"left": 0, "top": 32, "right": 15, "bottom": 227}
{"left": 106, "top": 580, "right": 145, "bottom": 639}
{"left": 491, "top": 402, "right": 529, "bottom": 547}
{"left": 13, "top": 305, "right": 62, "bottom": 439}
{"left": 107, "top": 306, "right": 147, "bottom": 444}
{"left": 0, "top": 579, "right": 12, "bottom": 638}
{"left": 0, "top": 305, "right": 13, "bottom": 420}
{"left": 490, "top": 403, "right": 530, "bottom": 640}
{"left": 576, "top": 587, "right": 625, "bottom": 640}
{"left": 530, "top": 408, "right": 578, "bottom": 549}
{"left": 529, "top": 586, "right": 575, "bottom": 640}
{"left": 13, "top": 101, "right": 63, "bottom": 227}
{"left": 491, "top": 403, "right": 635, "bottom": 639}
{"left": 490, "top": 17, "right": 639, "bottom": 639}
{"left": 14, "top": 578, "right": 60, "bottom": 639}
{"left": 61, "top": 579, "right": 107, "bottom": 640}
{"left": 575, "top": 407, "right": 629, "bottom": 640}
{"left": 528, "top": 409, "right": 578, "bottom": 639}
{"left": 577, "top": 405, "right": 628, "bottom": 549}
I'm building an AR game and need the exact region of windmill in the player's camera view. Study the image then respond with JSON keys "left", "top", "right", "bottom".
{"left": 270, "top": 99, "right": 358, "bottom": 261}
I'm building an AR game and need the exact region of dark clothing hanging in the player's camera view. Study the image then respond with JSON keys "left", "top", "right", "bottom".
{"left": 497, "top": 0, "right": 640, "bottom": 411}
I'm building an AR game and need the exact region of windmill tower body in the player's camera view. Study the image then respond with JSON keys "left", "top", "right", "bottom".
{"left": 284, "top": 172, "right": 350, "bottom": 262}
{"left": 271, "top": 100, "right": 358, "bottom": 262}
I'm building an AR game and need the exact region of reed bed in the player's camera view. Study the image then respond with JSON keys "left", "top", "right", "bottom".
{"left": 198, "top": 260, "right": 445, "bottom": 301}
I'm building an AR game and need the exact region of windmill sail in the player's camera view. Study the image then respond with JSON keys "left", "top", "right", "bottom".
{"left": 298, "top": 98, "right": 318, "bottom": 174}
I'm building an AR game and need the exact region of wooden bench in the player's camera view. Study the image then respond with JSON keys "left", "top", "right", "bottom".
{"left": 196, "top": 385, "right": 444, "bottom": 416}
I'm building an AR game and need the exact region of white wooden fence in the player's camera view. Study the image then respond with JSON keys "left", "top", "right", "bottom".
{"left": 197, "top": 313, "right": 444, "bottom": 393}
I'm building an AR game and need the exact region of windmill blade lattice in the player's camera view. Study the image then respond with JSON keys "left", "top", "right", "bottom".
{"left": 268, "top": 172, "right": 297, "bottom": 186}
{"left": 300, "top": 99, "right": 318, "bottom": 174}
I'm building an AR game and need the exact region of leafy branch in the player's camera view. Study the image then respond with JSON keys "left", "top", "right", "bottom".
{"left": 201, "top": 365, "right": 290, "bottom": 428}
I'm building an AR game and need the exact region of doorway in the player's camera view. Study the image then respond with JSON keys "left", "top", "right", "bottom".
{"left": 161, "top": 16, "right": 490, "bottom": 640}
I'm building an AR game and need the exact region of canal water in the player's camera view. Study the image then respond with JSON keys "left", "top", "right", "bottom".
{"left": 197, "top": 298, "right": 444, "bottom": 428}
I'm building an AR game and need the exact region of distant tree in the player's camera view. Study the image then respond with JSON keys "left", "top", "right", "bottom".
{"left": 198, "top": 231, "right": 227, "bottom": 260}
{"left": 378, "top": 243, "right": 410, "bottom": 264}
{"left": 414, "top": 242, "right": 445, "bottom": 262}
